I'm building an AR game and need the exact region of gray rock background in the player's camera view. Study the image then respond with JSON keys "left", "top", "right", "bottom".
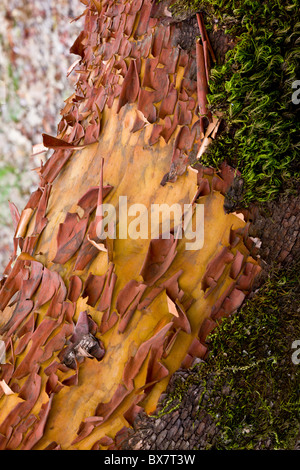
{"left": 0, "top": 0, "right": 83, "bottom": 271}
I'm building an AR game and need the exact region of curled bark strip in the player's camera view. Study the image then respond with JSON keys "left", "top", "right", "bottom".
{"left": 222, "top": 288, "right": 246, "bottom": 315}
{"left": 70, "top": 31, "right": 86, "bottom": 58}
{"left": 117, "top": 283, "right": 147, "bottom": 334}
{"left": 34, "top": 267, "right": 64, "bottom": 311}
{"left": 43, "top": 441, "right": 61, "bottom": 450}
{"left": 21, "top": 394, "right": 54, "bottom": 450}
{"left": 91, "top": 157, "right": 105, "bottom": 242}
{"left": 172, "top": 300, "right": 191, "bottom": 335}
{"left": 0, "top": 258, "right": 25, "bottom": 311}
{"left": 42, "top": 133, "right": 96, "bottom": 150}
{"left": 41, "top": 321, "right": 74, "bottom": 363}
{"left": 13, "top": 316, "right": 63, "bottom": 380}
{"left": 140, "top": 236, "right": 178, "bottom": 287}
{"left": 8, "top": 202, "right": 20, "bottom": 232}
{"left": 203, "top": 40, "right": 210, "bottom": 84}
{"left": 33, "top": 183, "right": 52, "bottom": 236}
{"left": 123, "top": 401, "right": 144, "bottom": 427}
{"left": 52, "top": 212, "right": 89, "bottom": 265}
{"left": 40, "top": 149, "right": 73, "bottom": 185}
{"left": 82, "top": 273, "right": 106, "bottom": 307}
{"left": 196, "top": 42, "right": 211, "bottom": 132}
{"left": 138, "top": 270, "right": 184, "bottom": 311}
{"left": 0, "top": 370, "right": 41, "bottom": 447}
{"left": 116, "top": 280, "right": 147, "bottom": 317}
{"left": 230, "top": 251, "right": 245, "bottom": 280}
{"left": 132, "top": 110, "right": 149, "bottom": 133}
{"left": 15, "top": 208, "right": 34, "bottom": 239}
{"left": 21, "top": 261, "right": 44, "bottom": 301}
{"left": 196, "top": 13, "right": 206, "bottom": 47}
{"left": 198, "top": 317, "right": 217, "bottom": 344}
{"left": 6, "top": 414, "right": 38, "bottom": 450}
{"left": 122, "top": 322, "right": 172, "bottom": 391}
{"left": 95, "top": 264, "right": 116, "bottom": 315}
{"left": 99, "top": 310, "right": 118, "bottom": 335}
{"left": 67, "top": 275, "right": 83, "bottom": 303}
{"left": 201, "top": 247, "right": 235, "bottom": 292}
{"left": 14, "top": 314, "right": 36, "bottom": 356}
{"left": 196, "top": 12, "right": 216, "bottom": 63}
{"left": 137, "top": 89, "right": 157, "bottom": 124}
{"left": 77, "top": 184, "right": 113, "bottom": 216}
{"left": 95, "top": 384, "right": 132, "bottom": 424}
{"left": 71, "top": 415, "right": 104, "bottom": 445}
{"left": 117, "top": 59, "right": 140, "bottom": 113}
{"left": 163, "top": 328, "right": 181, "bottom": 358}
{"left": 187, "top": 338, "right": 208, "bottom": 360}
{"left": 1, "top": 300, "right": 33, "bottom": 339}
{"left": 73, "top": 238, "right": 99, "bottom": 271}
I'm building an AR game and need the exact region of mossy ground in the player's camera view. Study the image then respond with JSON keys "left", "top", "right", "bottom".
{"left": 157, "top": 260, "right": 300, "bottom": 449}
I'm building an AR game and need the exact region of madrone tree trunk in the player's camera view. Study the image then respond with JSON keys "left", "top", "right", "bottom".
{"left": 0, "top": 0, "right": 262, "bottom": 450}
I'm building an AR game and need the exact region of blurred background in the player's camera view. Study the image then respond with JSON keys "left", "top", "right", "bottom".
{"left": 0, "top": 0, "right": 83, "bottom": 271}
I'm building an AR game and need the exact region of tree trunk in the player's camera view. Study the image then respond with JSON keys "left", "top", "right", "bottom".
{"left": 0, "top": 0, "right": 261, "bottom": 450}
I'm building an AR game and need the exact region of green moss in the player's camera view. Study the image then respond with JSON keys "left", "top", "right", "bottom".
{"left": 158, "top": 260, "right": 300, "bottom": 449}
{"left": 172, "top": 0, "right": 300, "bottom": 205}
{"left": 204, "top": 262, "right": 300, "bottom": 449}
